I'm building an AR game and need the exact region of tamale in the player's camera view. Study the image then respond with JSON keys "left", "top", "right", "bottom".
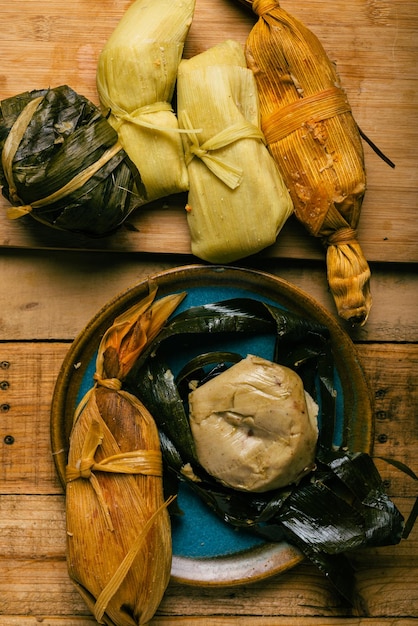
{"left": 96, "top": 0, "right": 195, "bottom": 203}
{"left": 239, "top": 0, "right": 371, "bottom": 324}
{"left": 0, "top": 85, "right": 145, "bottom": 236}
{"left": 66, "top": 288, "right": 185, "bottom": 626}
{"left": 131, "top": 296, "right": 405, "bottom": 606}
{"left": 188, "top": 354, "right": 319, "bottom": 492}
{"left": 176, "top": 39, "right": 293, "bottom": 263}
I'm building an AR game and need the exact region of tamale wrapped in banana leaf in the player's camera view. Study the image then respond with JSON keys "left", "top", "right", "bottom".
{"left": 238, "top": 0, "right": 371, "bottom": 324}
{"left": 129, "top": 296, "right": 405, "bottom": 606}
{"left": 66, "top": 288, "right": 185, "bottom": 626}
{"left": 96, "top": 0, "right": 195, "bottom": 203}
{"left": 176, "top": 39, "right": 293, "bottom": 263}
{"left": 0, "top": 85, "right": 145, "bottom": 236}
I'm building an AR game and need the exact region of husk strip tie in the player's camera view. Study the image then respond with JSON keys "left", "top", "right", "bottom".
{"left": 2, "top": 96, "right": 124, "bottom": 220}
{"left": 180, "top": 110, "right": 266, "bottom": 189}
{"left": 262, "top": 87, "right": 352, "bottom": 144}
{"left": 98, "top": 78, "right": 201, "bottom": 135}
{"left": 66, "top": 394, "right": 163, "bottom": 521}
{"left": 327, "top": 227, "right": 358, "bottom": 246}
{"left": 1, "top": 96, "right": 44, "bottom": 205}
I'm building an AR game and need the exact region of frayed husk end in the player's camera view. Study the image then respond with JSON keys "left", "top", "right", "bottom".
{"left": 326, "top": 239, "right": 372, "bottom": 326}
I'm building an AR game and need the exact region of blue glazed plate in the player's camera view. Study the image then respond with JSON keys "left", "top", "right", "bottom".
{"left": 51, "top": 265, "right": 373, "bottom": 586}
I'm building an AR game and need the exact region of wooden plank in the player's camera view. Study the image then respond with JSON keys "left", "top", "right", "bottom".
{"left": 0, "top": 615, "right": 418, "bottom": 626}
{"left": 0, "top": 0, "right": 416, "bottom": 261}
{"left": 1, "top": 252, "right": 417, "bottom": 343}
{"left": 0, "top": 513, "right": 416, "bottom": 619}
{"left": 1, "top": 494, "right": 416, "bottom": 558}
{"left": 0, "top": 344, "right": 67, "bottom": 495}
{"left": 0, "top": 498, "right": 417, "bottom": 617}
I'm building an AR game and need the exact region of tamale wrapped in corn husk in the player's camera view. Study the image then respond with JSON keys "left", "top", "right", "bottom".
{"left": 0, "top": 85, "right": 145, "bottom": 236}
{"left": 66, "top": 287, "right": 185, "bottom": 626}
{"left": 96, "top": 0, "right": 196, "bottom": 203}
{"left": 239, "top": 0, "right": 371, "bottom": 324}
{"left": 176, "top": 39, "right": 293, "bottom": 263}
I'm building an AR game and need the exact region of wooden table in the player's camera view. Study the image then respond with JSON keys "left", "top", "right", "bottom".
{"left": 0, "top": 1, "right": 417, "bottom": 624}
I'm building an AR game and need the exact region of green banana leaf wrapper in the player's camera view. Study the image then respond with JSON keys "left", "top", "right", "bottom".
{"left": 0, "top": 85, "right": 146, "bottom": 236}
{"left": 126, "top": 298, "right": 406, "bottom": 607}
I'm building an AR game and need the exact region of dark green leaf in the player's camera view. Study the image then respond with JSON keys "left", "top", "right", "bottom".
{"left": 138, "top": 357, "right": 198, "bottom": 466}
{"left": 0, "top": 85, "right": 145, "bottom": 236}
{"left": 279, "top": 480, "right": 365, "bottom": 553}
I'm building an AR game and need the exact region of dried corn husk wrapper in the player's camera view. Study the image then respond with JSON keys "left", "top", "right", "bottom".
{"left": 176, "top": 39, "right": 293, "bottom": 263}
{"left": 0, "top": 85, "right": 144, "bottom": 236}
{"left": 240, "top": 0, "right": 371, "bottom": 324}
{"left": 96, "top": 0, "right": 196, "bottom": 203}
{"left": 66, "top": 287, "right": 185, "bottom": 626}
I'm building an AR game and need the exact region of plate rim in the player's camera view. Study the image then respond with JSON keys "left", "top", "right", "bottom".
{"left": 50, "top": 263, "right": 374, "bottom": 586}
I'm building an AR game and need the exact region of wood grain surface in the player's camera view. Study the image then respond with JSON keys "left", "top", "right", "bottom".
{"left": 0, "top": 0, "right": 417, "bottom": 262}
{"left": 1, "top": 0, "right": 417, "bottom": 624}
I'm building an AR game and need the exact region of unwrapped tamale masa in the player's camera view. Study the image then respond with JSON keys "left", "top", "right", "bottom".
{"left": 0, "top": 85, "right": 145, "bottom": 236}
{"left": 176, "top": 39, "right": 293, "bottom": 263}
{"left": 66, "top": 288, "right": 185, "bottom": 626}
{"left": 96, "top": 0, "right": 196, "bottom": 203}
{"left": 239, "top": 0, "right": 371, "bottom": 324}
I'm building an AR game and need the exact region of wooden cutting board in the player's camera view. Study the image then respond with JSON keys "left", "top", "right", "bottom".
{"left": 1, "top": 0, "right": 417, "bottom": 262}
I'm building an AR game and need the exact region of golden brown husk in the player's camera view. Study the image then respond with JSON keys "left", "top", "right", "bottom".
{"left": 244, "top": 0, "right": 371, "bottom": 324}
{"left": 66, "top": 289, "right": 185, "bottom": 626}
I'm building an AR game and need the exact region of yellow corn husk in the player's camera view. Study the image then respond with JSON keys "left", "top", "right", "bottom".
{"left": 96, "top": 0, "right": 196, "bottom": 203}
{"left": 66, "top": 288, "right": 185, "bottom": 626}
{"left": 242, "top": 0, "right": 371, "bottom": 324}
{"left": 176, "top": 39, "right": 293, "bottom": 263}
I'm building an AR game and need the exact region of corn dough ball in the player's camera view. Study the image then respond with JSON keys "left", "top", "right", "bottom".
{"left": 188, "top": 354, "right": 319, "bottom": 492}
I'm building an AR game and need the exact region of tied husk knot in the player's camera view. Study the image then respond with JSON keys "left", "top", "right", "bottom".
{"left": 66, "top": 411, "right": 163, "bottom": 485}
{"left": 181, "top": 111, "right": 265, "bottom": 189}
{"left": 98, "top": 98, "right": 174, "bottom": 133}
{"left": 253, "top": 0, "right": 282, "bottom": 16}
{"left": 94, "top": 373, "right": 123, "bottom": 391}
{"left": 327, "top": 226, "right": 358, "bottom": 246}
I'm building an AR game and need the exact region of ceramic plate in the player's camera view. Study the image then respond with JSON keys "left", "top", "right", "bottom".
{"left": 51, "top": 264, "right": 373, "bottom": 586}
